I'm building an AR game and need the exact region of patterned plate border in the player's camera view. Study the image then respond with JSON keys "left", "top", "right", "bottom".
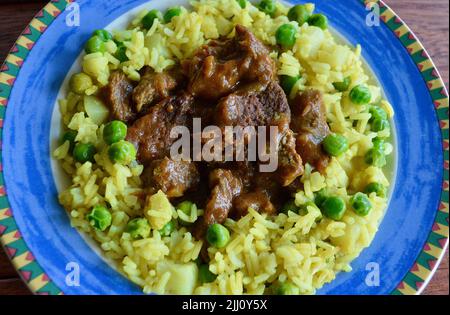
{"left": 0, "top": 0, "right": 448, "bottom": 295}
{"left": 368, "top": 0, "right": 449, "bottom": 295}
{"left": 0, "top": 0, "right": 73, "bottom": 295}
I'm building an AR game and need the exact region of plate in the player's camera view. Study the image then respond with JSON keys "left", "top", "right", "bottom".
{"left": 0, "top": 0, "right": 448, "bottom": 295}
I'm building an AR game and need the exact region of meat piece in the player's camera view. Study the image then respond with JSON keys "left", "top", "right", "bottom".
{"left": 104, "top": 71, "right": 136, "bottom": 123}
{"left": 232, "top": 190, "right": 276, "bottom": 219}
{"left": 230, "top": 161, "right": 256, "bottom": 189}
{"left": 192, "top": 169, "right": 243, "bottom": 240}
{"left": 253, "top": 171, "right": 282, "bottom": 202}
{"left": 276, "top": 129, "right": 304, "bottom": 186}
{"left": 291, "top": 90, "right": 331, "bottom": 173}
{"left": 142, "top": 157, "right": 200, "bottom": 198}
{"left": 215, "top": 81, "right": 291, "bottom": 131}
{"left": 216, "top": 81, "right": 302, "bottom": 186}
{"left": 205, "top": 161, "right": 256, "bottom": 189}
{"left": 184, "top": 25, "right": 275, "bottom": 100}
{"left": 296, "top": 135, "right": 330, "bottom": 173}
{"left": 126, "top": 93, "right": 193, "bottom": 164}
{"left": 132, "top": 67, "right": 183, "bottom": 113}
{"left": 174, "top": 162, "right": 211, "bottom": 209}
{"left": 204, "top": 169, "right": 243, "bottom": 225}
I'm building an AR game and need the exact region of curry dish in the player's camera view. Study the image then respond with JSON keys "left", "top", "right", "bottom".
{"left": 54, "top": 0, "right": 394, "bottom": 295}
{"left": 107, "top": 25, "right": 331, "bottom": 241}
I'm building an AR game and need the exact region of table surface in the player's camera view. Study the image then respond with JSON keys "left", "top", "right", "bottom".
{"left": 0, "top": 0, "right": 448, "bottom": 296}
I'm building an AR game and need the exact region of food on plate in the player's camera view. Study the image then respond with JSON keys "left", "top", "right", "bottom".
{"left": 54, "top": 0, "right": 394, "bottom": 295}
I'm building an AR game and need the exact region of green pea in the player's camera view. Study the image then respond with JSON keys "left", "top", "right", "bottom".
{"left": 73, "top": 143, "right": 96, "bottom": 163}
{"left": 159, "top": 220, "right": 176, "bottom": 237}
{"left": 323, "top": 134, "right": 349, "bottom": 157}
{"left": 142, "top": 9, "right": 161, "bottom": 30}
{"left": 287, "top": 5, "right": 311, "bottom": 26}
{"left": 164, "top": 7, "right": 182, "bottom": 23}
{"left": 103, "top": 120, "right": 127, "bottom": 145}
{"left": 281, "top": 199, "right": 300, "bottom": 214}
{"left": 369, "top": 106, "right": 388, "bottom": 122}
{"left": 321, "top": 196, "right": 346, "bottom": 220}
{"left": 70, "top": 73, "right": 93, "bottom": 95}
{"left": 371, "top": 118, "right": 390, "bottom": 132}
{"left": 206, "top": 224, "right": 230, "bottom": 248}
{"left": 176, "top": 201, "right": 197, "bottom": 226}
{"left": 280, "top": 75, "right": 301, "bottom": 95}
{"left": 61, "top": 130, "right": 78, "bottom": 151}
{"left": 276, "top": 24, "right": 297, "bottom": 48}
{"left": 372, "top": 137, "right": 385, "bottom": 151}
{"left": 108, "top": 140, "right": 136, "bottom": 165}
{"left": 178, "top": 201, "right": 195, "bottom": 215}
{"left": 93, "top": 29, "right": 113, "bottom": 42}
{"left": 333, "top": 76, "right": 351, "bottom": 92}
{"left": 258, "top": 0, "right": 277, "bottom": 17}
{"left": 236, "top": 0, "right": 247, "bottom": 9}
{"left": 126, "top": 218, "right": 151, "bottom": 239}
{"left": 274, "top": 282, "right": 300, "bottom": 295}
{"left": 364, "top": 182, "right": 387, "bottom": 198}
{"left": 87, "top": 205, "right": 112, "bottom": 231}
{"left": 365, "top": 148, "right": 386, "bottom": 167}
{"left": 85, "top": 35, "right": 106, "bottom": 54}
{"left": 350, "top": 193, "right": 372, "bottom": 216}
{"left": 198, "top": 264, "right": 217, "bottom": 284}
{"left": 349, "top": 85, "right": 372, "bottom": 105}
{"left": 114, "top": 42, "right": 129, "bottom": 63}
{"left": 314, "top": 188, "right": 328, "bottom": 208}
{"left": 308, "top": 13, "right": 328, "bottom": 30}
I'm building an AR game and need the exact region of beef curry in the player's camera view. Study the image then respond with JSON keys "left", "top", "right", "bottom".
{"left": 101, "top": 25, "right": 330, "bottom": 241}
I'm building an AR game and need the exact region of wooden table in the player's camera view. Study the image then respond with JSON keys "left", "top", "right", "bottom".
{"left": 0, "top": 0, "right": 448, "bottom": 295}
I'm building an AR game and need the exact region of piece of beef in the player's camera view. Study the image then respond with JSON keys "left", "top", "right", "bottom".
{"left": 184, "top": 25, "right": 275, "bottom": 100}
{"left": 204, "top": 160, "right": 256, "bottom": 189}
{"left": 132, "top": 67, "right": 184, "bottom": 113}
{"left": 141, "top": 157, "right": 200, "bottom": 198}
{"left": 172, "top": 162, "right": 211, "bottom": 209}
{"left": 215, "top": 81, "right": 302, "bottom": 186}
{"left": 230, "top": 161, "right": 256, "bottom": 190}
{"left": 290, "top": 90, "right": 331, "bottom": 173}
{"left": 215, "top": 81, "right": 291, "bottom": 132}
{"left": 104, "top": 71, "right": 136, "bottom": 123}
{"left": 275, "top": 129, "right": 304, "bottom": 187}
{"left": 204, "top": 169, "right": 243, "bottom": 225}
{"left": 192, "top": 169, "right": 243, "bottom": 240}
{"left": 126, "top": 93, "right": 194, "bottom": 164}
{"left": 232, "top": 190, "right": 276, "bottom": 220}
{"left": 252, "top": 171, "right": 282, "bottom": 202}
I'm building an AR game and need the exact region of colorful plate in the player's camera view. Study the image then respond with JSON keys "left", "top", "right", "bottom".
{"left": 0, "top": 0, "right": 448, "bottom": 295}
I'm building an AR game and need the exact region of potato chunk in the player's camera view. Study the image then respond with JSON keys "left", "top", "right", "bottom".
{"left": 145, "top": 190, "right": 173, "bottom": 230}
{"left": 156, "top": 261, "right": 198, "bottom": 295}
